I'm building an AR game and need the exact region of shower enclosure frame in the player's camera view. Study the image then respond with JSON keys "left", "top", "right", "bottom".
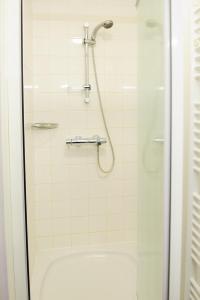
{"left": 0, "top": 0, "right": 183, "bottom": 299}
{"left": 0, "top": 0, "right": 29, "bottom": 299}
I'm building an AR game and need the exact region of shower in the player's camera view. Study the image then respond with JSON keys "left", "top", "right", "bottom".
{"left": 82, "top": 20, "right": 115, "bottom": 174}
{"left": 66, "top": 20, "right": 115, "bottom": 173}
{"left": 83, "top": 20, "right": 114, "bottom": 102}
{"left": 17, "top": 0, "right": 171, "bottom": 299}
{"left": 91, "top": 20, "right": 114, "bottom": 41}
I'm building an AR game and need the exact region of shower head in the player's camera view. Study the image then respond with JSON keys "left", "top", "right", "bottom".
{"left": 91, "top": 20, "right": 114, "bottom": 41}
{"left": 103, "top": 20, "right": 114, "bottom": 29}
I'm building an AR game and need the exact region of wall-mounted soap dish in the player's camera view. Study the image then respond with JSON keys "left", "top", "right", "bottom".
{"left": 31, "top": 123, "right": 58, "bottom": 129}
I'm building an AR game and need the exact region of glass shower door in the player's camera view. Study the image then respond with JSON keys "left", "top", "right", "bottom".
{"left": 137, "top": 0, "right": 168, "bottom": 299}
{"left": 22, "top": 0, "right": 170, "bottom": 299}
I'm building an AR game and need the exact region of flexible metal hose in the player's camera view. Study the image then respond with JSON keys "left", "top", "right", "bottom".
{"left": 91, "top": 47, "right": 115, "bottom": 173}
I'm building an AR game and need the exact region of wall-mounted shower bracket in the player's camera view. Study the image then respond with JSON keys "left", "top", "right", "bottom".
{"left": 83, "top": 39, "right": 95, "bottom": 46}
{"left": 83, "top": 23, "right": 92, "bottom": 104}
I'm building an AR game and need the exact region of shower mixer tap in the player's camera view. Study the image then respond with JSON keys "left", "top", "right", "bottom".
{"left": 66, "top": 135, "right": 107, "bottom": 146}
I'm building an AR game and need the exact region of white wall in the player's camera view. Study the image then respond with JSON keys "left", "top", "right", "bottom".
{"left": 0, "top": 131, "right": 9, "bottom": 300}
{"left": 0, "top": 2, "right": 9, "bottom": 298}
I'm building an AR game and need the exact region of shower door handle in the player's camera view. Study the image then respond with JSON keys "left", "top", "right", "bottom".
{"left": 153, "top": 138, "right": 165, "bottom": 143}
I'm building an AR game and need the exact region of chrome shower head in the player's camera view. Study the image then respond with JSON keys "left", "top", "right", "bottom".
{"left": 103, "top": 20, "right": 114, "bottom": 29}
{"left": 91, "top": 20, "right": 114, "bottom": 41}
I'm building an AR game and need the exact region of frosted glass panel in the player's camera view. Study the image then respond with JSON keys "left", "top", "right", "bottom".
{"left": 137, "top": 0, "right": 165, "bottom": 299}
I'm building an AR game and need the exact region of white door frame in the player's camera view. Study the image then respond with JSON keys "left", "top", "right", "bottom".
{"left": 169, "top": 0, "right": 188, "bottom": 298}
{"left": 0, "top": 0, "right": 29, "bottom": 299}
{"left": 0, "top": 0, "right": 184, "bottom": 299}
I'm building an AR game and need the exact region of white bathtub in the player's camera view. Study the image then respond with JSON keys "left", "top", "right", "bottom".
{"left": 31, "top": 242, "right": 137, "bottom": 300}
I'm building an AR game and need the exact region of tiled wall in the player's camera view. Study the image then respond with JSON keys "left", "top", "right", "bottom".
{"left": 24, "top": 0, "right": 138, "bottom": 259}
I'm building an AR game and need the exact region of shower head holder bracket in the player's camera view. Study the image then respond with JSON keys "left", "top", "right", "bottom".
{"left": 83, "top": 38, "right": 96, "bottom": 46}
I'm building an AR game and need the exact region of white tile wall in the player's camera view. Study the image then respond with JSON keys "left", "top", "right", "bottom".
{"left": 24, "top": 0, "right": 138, "bottom": 256}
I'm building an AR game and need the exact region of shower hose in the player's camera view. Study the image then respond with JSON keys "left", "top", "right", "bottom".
{"left": 91, "top": 47, "right": 115, "bottom": 174}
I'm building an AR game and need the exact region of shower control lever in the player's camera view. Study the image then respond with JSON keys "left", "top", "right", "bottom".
{"left": 66, "top": 135, "right": 107, "bottom": 146}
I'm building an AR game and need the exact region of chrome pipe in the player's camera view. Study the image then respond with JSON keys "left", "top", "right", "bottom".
{"left": 66, "top": 135, "right": 107, "bottom": 146}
